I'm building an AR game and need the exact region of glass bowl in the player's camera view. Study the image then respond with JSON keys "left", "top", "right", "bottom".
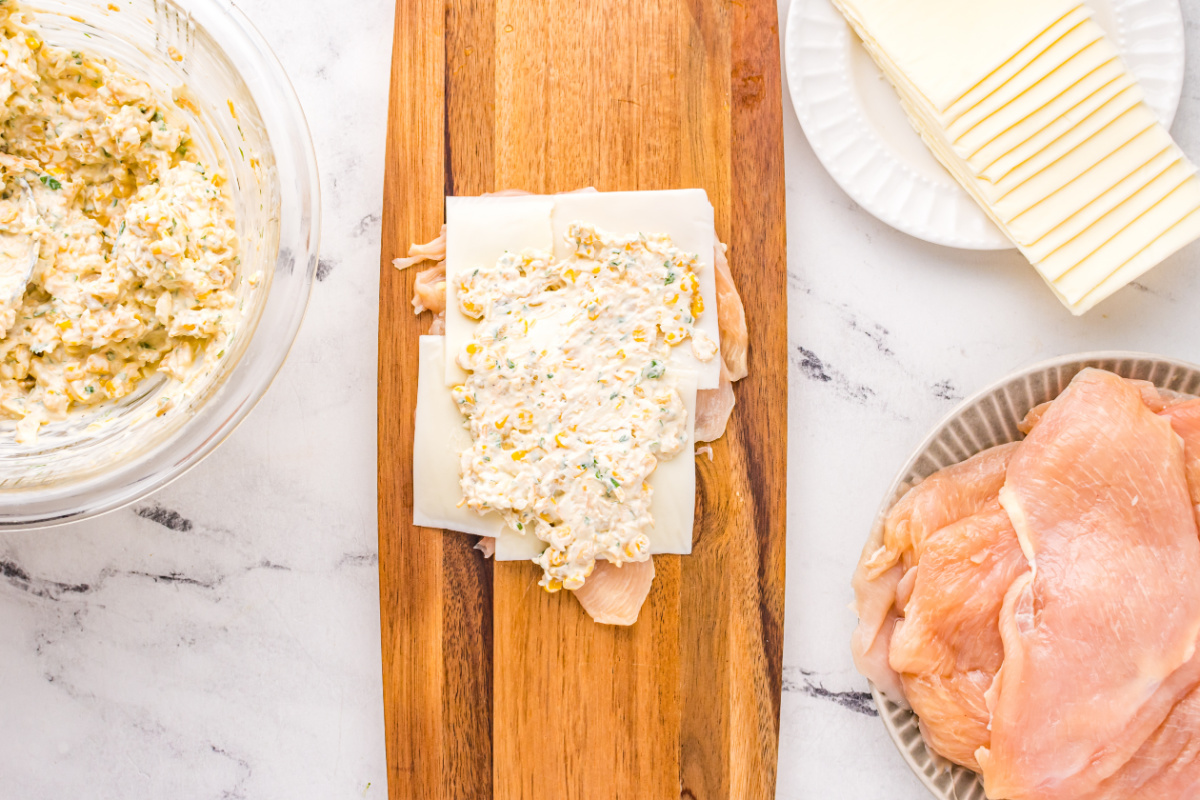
{"left": 0, "top": 0, "right": 319, "bottom": 527}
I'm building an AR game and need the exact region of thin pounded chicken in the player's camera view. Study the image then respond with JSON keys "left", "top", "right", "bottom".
{"left": 980, "top": 370, "right": 1200, "bottom": 800}
{"left": 573, "top": 557, "right": 656, "bottom": 626}
{"left": 890, "top": 500, "right": 1028, "bottom": 770}
{"left": 1079, "top": 679, "right": 1200, "bottom": 799}
{"left": 695, "top": 360, "right": 736, "bottom": 443}
{"left": 714, "top": 240, "right": 748, "bottom": 381}
{"left": 852, "top": 443, "right": 1019, "bottom": 702}
{"left": 412, "top": 264, "right": 446, "bottom": 315}
{"left": 393, "top": 224, "right": 447, "bottom": 271}
{"left": 1162, "top": 399, "right": 1200, "bottom": 527}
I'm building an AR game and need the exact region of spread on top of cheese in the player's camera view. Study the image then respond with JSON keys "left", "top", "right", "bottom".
{"left": 0, "top": 1, "right": 240, "bottom": 442}
{"left": 451, "top": 222, "right": 715, "bottom": 590}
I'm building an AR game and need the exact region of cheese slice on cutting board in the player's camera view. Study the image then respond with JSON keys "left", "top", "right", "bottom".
{"left": 443, "top": 195, "right": 555, "bottom": 386}
{"left": 830, "top": 0, "right": 1200, "bottom": 314}
{"left": 413, "top": 335, "right": 507, "bottom": 537}
{"left": 444, "top": 191, "right": 721, "bottom": 389}
{"left": 413, "top": 336, "right": 700, "bottom": 559}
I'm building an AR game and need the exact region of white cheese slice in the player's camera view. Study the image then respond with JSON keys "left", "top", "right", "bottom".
{"left": 987, "top": 102, "right": 1158, "bottom": 213}
{"left": 1014, "top": 145, "right": 1177, "bottom": 252}
{"left": 978, "top": 80, "right": 1141, "bottom": 185}
{"left": 831, "top": 0, "right": 1080, "bottom": 112}
{"left": 944, "top": 18, "right": 1104, "bottom": 137}
{"left": 964, "top": 60, "right": 1130, "bottom": 167}
{"left": 443, "top": 195, "right": 555, "bottom": 386}
{"left": 1036, "top": 159, "right": 1195, "bottom": 281}
{"left": 948, "top": 37, "right": 1120, "bottom": 151}
{"left": 495, "top": 370, "right": 699, "bottom": 561}
{"left": 1071, "top": 205, "right": 1200, "bottom": 314}
{"left": 942, "top": 6, "right": 1092, "bottom": 123}
{"left": 412, "top": 335, "right": 507, "bottom": 537}
{"left": 1001, "top": 124, "right": 1175, "bottom": 232}
{"left": 1054, "top": 177, "right": 1200, "bottom": 303}
{"left": 551, "top": 189, "right": 721, "bottom": 389}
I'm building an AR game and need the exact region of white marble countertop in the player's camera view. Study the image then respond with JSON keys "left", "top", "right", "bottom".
{"left": 4, "top": 0, "right": 1200, "bottom": 796}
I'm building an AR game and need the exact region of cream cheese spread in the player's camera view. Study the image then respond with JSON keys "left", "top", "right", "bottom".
{"left": 453, "top": 223, "right": 715, "bottom": 590}
{"left": 0, "top": 2, "right": 239, "bottom": 442}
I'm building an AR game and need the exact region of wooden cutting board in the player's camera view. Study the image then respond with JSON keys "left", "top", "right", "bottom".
{"left": 377, "top": 1, "right": 787, "bottom": 797}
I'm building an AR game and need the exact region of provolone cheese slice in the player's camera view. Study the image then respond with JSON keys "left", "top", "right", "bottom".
{"left": 412, "top": 335, "right": 507, "bottom": 537}
{"left": 831, "top": 0, "right": 1200, "bottom": 314}
{"left": 1003, "top": 125, "right": 1175, "bottom": 234}
{"left": 444, "top": 195, "right": 555, "bottom": 386}
{"left": 965, "top": 59, "right": 1130, "bottom": 167}
{"left": 551, "top": 189, "right": 721, "bottom": 389}
{"left": 1071, "top": 206, "right": 1200, "bottom": 313}
{"left": 948, "top": 37, "right": 1121, "bottom": 150}
{"left": 831, "top": 0, "right": 1079, "bottom": 111}
{"left": 988, "top": 103, "right": 1158, "bottom": 214}
{"left": 942, "top": 6, "right": 1092, "bottom": 123}
{"left": 1036, "top": 159, "right": 1195, "bottom": 281}
{"left": 945, "top": 17, "right": 1104, "bottom": 136}
{"left": 978, "top": 80, "right": 1141, "bottom": 185}
{"left": 1054, "top": 177, "right": 1200, "bottom": 303}
{"left": 1014, "top": 145, "right": 1177, "bottom": 252}
{"left": 445, "top": 191, "right": 721, "bottom": 390}
{"left": 495, "top": 370, "right": 699, "bottom": 561}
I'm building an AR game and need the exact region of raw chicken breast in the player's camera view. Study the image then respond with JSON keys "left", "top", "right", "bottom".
{"left": 890, "top": 500, "right": 1029, "bottom": 770}
{"left": 695, "top": 360, "right": 736, "bottom": 443}
{"left": 1161, "top": 399, "right": 1200, "bottom": 525}
{"left": 980, "top": 369, "right": 1200, "bottom": 800}
{"left": 1080, "top": 674, "right": 1200, "bottom": 799}
{"left": 1019, "top": 378, "right": 1193, "bottom": 433}
{"left": 714, "top": 240, "right": 748, "bottom": 381}
{"left": 573, "top": 557, "right": 655, "bottom": 626}
{"left": 412, "top": 264, "right": 446, "bottom": 315}
{"left": 852, "top": 443, "right": 1019, "bottom": 700}
{"left": 393, "top": 223, "right": 447, "bottom": 270}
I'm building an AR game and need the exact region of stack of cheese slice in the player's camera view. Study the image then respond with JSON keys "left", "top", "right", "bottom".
{"left": 832, "top": 0, "right": 1200, "bottom": 314}
{"left": 411, "top": 190, "right": 720, "bottom": 561}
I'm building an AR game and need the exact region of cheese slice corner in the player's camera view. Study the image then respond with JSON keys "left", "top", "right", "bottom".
{"left": 443, "top": 195, "right": 555, "bottom": 386}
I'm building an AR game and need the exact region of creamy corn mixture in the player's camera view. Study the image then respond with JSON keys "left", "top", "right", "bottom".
{"left": 0, "top": 1, "right": 239, "bottom": 442}
{"left": 454, "top": 223, "right": 716, "bottom": 590}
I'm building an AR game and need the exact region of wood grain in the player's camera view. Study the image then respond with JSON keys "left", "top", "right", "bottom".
{"left": 378, "top": 0, "right": 787, "bottom": 797}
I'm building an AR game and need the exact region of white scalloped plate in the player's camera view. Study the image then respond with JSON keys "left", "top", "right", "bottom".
{"left": 785, "top": 0, "right": 1186, "bottom": 250}
{"left": 867, "top": 351, "right": 1200, "bottom": 800}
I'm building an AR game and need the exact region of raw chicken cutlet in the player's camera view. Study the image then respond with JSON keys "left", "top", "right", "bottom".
{"left": 853, "top": 368, "right": 1200, "bottom": 800}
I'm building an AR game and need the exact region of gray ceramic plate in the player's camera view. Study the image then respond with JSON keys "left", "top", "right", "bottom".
{"left": 867, "top": 351, "right": 1200, "bottom": 799}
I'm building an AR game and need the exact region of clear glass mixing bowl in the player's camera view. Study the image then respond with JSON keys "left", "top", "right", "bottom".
{"left": 0, "top": 0, "right": 320, "bottom": 527}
